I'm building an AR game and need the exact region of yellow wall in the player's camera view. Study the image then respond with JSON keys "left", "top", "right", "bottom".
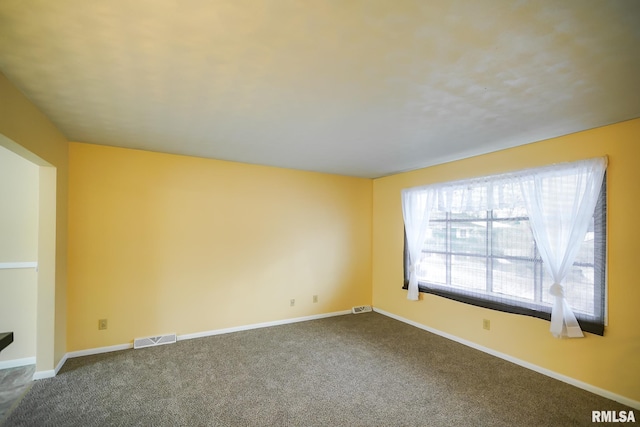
{"left": 67, "top": 142, "right": 372, "bottom": 350}
{"left": 0, "top": 145, "right": 39, "bottom": 362}
{"left": 0, "top": 72, "right": 68, "bottom": 373}
{"left": 372, "top": 118, "right": 640, "bottom": 402}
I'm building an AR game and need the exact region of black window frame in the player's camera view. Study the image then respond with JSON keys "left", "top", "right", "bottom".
{"left": 403, "top": 174, "right": 607, "bottom": 336}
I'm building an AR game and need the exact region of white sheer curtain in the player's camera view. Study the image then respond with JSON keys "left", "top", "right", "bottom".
{"left": 520, "top": 157, "right": 607, "bottom": 338}
{"left": 401, "top": 188, "right": 435, "bottom": 300}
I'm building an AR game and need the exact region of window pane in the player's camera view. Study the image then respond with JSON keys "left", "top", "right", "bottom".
{"left": 430, "top": 210, "right": 447, "bottom": 221}
{"left": 493, "top": 206, "right": 528, "bottom": 219}
{"left": 417, "top": 253, "right": 446, "bottom": 285}
{"left": 450, "top": 211, "right": 486, "bottom": 220}
{"left": 566, "top": 266, "right": 595, "bottom": 315}
{"left": 492, "top": 220, "right": 535, "bottom": 259}
{"left": 451, "top": 221, "right": 486, "bottom": 255}
{"left": 492, "top": 258, "right": 535, "bottom": 300}
{"left": 451, "top": 255, "right": 486, "bottom": 291}
{"left": 424, "top": 221, "right": 446, "bottom": 252}
{"left": 574, "top": 218, "right": 595, "bottom": 265}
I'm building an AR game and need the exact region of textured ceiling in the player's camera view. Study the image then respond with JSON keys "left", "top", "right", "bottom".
{"left": 1, "top": 1, "right": 639, "bottom": 178}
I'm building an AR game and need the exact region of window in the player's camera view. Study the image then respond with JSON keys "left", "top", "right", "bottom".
{"left": 402, "top": 159, "right": 607, "bottom": 336}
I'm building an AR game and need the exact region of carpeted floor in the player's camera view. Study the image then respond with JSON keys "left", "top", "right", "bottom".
{"left": 2, "top": 312, "right": 635, "bottom": 426}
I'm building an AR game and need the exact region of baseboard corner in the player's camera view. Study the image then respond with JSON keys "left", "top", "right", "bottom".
{"left": 32, "top": 369, "right": 55, "bottom": 380}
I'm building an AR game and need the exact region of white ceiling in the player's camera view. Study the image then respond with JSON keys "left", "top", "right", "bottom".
{"left": 1, "top": 1, "right": 639, "bottom": 178}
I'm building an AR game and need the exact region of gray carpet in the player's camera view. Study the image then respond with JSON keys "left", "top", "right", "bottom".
{"left": 2, "top": 312, "right": 635, "bottom": 426}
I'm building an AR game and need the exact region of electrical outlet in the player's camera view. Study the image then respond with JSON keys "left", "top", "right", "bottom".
{"left": 313, "top": 295, "right": 318, "bottom": 303}
{"left": 290, "top": 299, "right": 295, "bottom": 307}
{"left": 482, "top": 319, "right": 490, "bottom": 330}
{"left": 98, "top": 319, "right": 108, "bottom": 330}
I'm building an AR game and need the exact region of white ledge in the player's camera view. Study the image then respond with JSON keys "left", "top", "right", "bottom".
{"left": 0, "top": 262, "right": 38, "bottom": 270}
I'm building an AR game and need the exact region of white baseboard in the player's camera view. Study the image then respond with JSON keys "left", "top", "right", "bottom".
{"left": 65, "top": 343, "right": 133, "bottom": 360}
{"left": 32, "top": 369, "right": 55, "bottom": 380}
{"left": 0, "top": 356, "right": 35, "bottom": 370}
{"left": 31, "top": 344, "right": 133, "bottom": 381}
{"left": 55, "top": 352, "right": 68, "bottom": 375}
{"left": 44, "top": 310, "right": 352, "bottom": 379}
{"left": 177, "top": 310, "right": 351, "bottom": 341}
{"left": 373, "top": 307, "right": 640, "bottom": 410}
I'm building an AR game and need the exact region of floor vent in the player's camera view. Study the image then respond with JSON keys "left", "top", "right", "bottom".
{"left": 134, "top": 333, "right": 177, "bottom": 349}
{"left": 352, "top": 305, "right": 372, "bottom": 314}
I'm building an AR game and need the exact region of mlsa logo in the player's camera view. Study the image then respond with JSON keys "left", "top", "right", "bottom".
{"left": 592, "top": 411, "right": 636, "bottom": 423}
